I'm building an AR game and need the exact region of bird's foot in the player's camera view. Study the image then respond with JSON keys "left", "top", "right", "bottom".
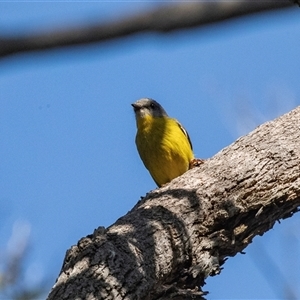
{"left": 189, "top": 158, "right": 205, "bottom": 169}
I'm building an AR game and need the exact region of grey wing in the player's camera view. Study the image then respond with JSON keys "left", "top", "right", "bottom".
{"left": 176, "top": 120, "right": 193, "bottom": 151}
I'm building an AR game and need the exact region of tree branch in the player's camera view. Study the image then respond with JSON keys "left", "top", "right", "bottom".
{"left": 1, "top": 1, "right": 295, "bottom": 59}
{"left": 47, "top": 106, "right": 300, "bottom": 300}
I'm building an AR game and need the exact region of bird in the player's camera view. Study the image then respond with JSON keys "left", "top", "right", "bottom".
{"left": 131, "top": 98, "right": 195, "bottom": 187}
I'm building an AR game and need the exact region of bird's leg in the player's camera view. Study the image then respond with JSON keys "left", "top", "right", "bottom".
{"left": 189, "top": 158, "right": 205, "bottom": 169}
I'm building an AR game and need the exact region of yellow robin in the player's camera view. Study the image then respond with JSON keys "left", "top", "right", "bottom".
{"left": 132, "top": 98, "right": 195, "bottom": 187}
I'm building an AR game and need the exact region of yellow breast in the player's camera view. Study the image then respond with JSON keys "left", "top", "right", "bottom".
{"left": 135, "top": 115, "right": 194, "bottom": 186}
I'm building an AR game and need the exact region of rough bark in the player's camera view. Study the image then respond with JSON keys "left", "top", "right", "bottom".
{"left": 47, "top": 107, "right": 300, "bottom": 300}
{"left": 0, "top": 1, "right": 295, "bottom": 59}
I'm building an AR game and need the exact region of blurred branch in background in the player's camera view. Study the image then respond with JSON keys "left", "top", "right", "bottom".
{"left": 0, "top": 221, "right": 47, "bottom": 300}
{"left": 250, "top": 239, "right": 298, "bottom": 300}
{"left": 0, "top": 1, "right": 296, "bottom": 59}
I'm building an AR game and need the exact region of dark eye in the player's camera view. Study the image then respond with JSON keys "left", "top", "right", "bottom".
{"left": 150, "top": 103, "right": 155, "bottom": 109}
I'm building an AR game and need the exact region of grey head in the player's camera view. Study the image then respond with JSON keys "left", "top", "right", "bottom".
{"left": 131, "top": 98, "right": 168, "bottom": 118}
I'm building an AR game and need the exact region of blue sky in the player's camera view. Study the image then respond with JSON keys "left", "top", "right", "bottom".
{"left": 1, "top": 2, "right": 300, "bottom": 299}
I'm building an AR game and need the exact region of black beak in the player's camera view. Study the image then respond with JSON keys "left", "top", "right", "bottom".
{"left": 131, "top": 103, "right": 140, "bottom": 112}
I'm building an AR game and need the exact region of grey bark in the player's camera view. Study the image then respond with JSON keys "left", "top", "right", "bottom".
{"left": 47, "top": 107, "right": 300, "bottom": 300}
{"left": 0, "top": 1, "right": 296, "bottom": 59}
